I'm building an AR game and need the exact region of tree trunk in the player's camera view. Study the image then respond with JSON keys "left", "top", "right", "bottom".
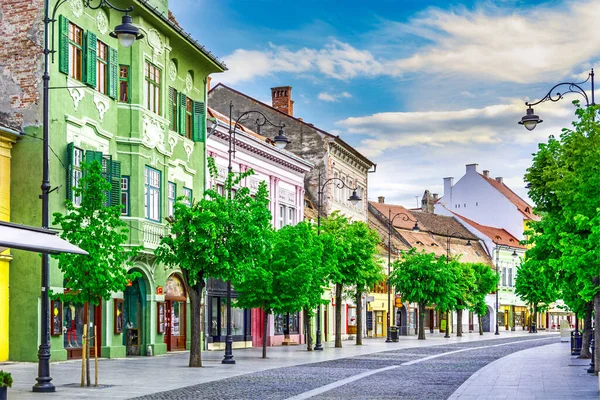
{"left": 457, "top": 308, "right": 463, "bottom": 337}
{"left": 85, "top": 317, "right": 91, "bottom": 387}
{"left": 304, "top": 309, "right": 312, "bottom": 351}
{"left": 579, "top": 302, "right": 593, "bottom": 359}
{"left": 187, "top": 281, "right": 204, "bottom": 367}
{"left": 335, "top": 283, "right": 342, "bottom": 348}
{"left": 593, "top": 276, "right": 600, "bottom": 375}
{"left": 533, "top": 304, "right": 538, "bottom": 333}
{"left": 356, "top": 287, "right": 363, "bottom": 345}
{"left": 262, "top": 309, "right": 268, "bottom": 359}
{"left": 418, "top": 302, "right": 426, "bottom": 340}
{"left": 478, "top": 314, "right": 483, "bottom": 335}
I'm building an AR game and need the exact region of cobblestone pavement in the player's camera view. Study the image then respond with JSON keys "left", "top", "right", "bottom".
{"left": 133, "top": 336, "right": 563, "bottom": 400}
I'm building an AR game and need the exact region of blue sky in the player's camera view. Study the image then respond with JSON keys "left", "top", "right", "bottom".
{"left": 171, "top": 0, "right": 599, "bottom": 207}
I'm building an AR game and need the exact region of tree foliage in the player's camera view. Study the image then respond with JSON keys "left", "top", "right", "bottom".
{"left": 468, "top": 262, "right": 499, "bottom": 335}
{"left": 52, "top": 161, "right": 139, "bottom": 385}
{"left": 390, "top": 249, "right": 457, "bottom": 339}
{"left": 155, "top": 157, "right": 272, "bottom": 367}
{"left": 524, "top": 103, "right": 600, "bottom": 371}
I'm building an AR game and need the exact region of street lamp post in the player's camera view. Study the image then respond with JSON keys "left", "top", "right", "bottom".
{"left": 443, "top": 232, "right": 471, "bottom": 338}
{"left": 314, "top": 171, "right": 361, "bottom": 350}
{"left": 35, "top": 0, "right": 143, "bottom": 392}
{"left": 492, "top": 237, "right": 518, "bottom": 336}
{"left": 518, "top": 69, "right": 595, "bottom": 131}
{"left": 386, "top": 210, "right": 419, "bottom": 342}
{"left": 222, "top": 102, "right": 290, "bottom": 364}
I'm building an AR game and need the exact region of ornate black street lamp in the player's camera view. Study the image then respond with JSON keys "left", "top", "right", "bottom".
{"left": 35, "top": 0, "right": 143, "bottom": 392}
{"left": 314, "top": 171, "right": 361, "bottom": 350}
{"left": 386, "top": 210, "right": 419, "bottom": 342}
{"left": 443, "top": 232, "right": 472, "bottom": 338}
{"left": 518, "top": 69, "right": 595, "bottom": 131}
{"left": 222, "top": 102, "right": 290, "bottom": 364}
{"left": 492, "top": 237, "right": 518, "bottom": 336}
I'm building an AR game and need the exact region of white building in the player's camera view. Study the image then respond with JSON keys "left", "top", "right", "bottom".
{"left": 435, "top": 164, "right": 537, "bottom": 241}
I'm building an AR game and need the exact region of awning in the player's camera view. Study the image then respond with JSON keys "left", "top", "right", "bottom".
{"left": 0, "top": 221, "right": 88, "bottom": 255}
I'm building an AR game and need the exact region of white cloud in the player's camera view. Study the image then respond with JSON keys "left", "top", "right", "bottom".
{"left": 336, "top": 98, "right": 575, "bottom": 158}
{"left": 219, "top": 1, "right": 600, "bottom": 85}
{"left": 318, "top": 91, "right": 352, "bottom": 102}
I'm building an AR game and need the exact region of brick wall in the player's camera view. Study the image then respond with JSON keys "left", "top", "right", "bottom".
{"left": 0, "top": 0, "right": 43, "bottom": 130}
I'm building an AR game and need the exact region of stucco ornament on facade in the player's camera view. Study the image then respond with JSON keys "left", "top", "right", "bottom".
{"left": 96, "top": 10, "right": 109, "bottom": 35}
{"left": 278, "top": 188, "right": 295, "bottom": 204}
{"left": 167, "top": 133, "right": 178, "bottom": 153}
{"left": 142, "top": 114, "right": 166, "bottom": 151}
{"left": 183, "top": 141, "right": 193, "bottom": 162}
{"left": 69, "top": 0, "right": 84, "bottom": 17}
{"left": 185, "top": 72, "right": 193, "bottom": 93}
{"left": 147, "top": 29, "right": 163, "bottom": 61}
{"left": 93, "top": 93, "right": 109, "bottom": 121}
{"left": 68, "top": 87, "right": 84, "bottom": 111}
{"left": 168, "top": 60, "right": 177, "bottom": 82}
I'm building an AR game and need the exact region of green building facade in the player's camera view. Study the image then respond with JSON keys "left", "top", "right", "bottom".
{"left": 8, "top": 0, "right": 225, "bottom": 361}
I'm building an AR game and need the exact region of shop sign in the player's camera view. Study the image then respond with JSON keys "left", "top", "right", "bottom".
{"left": 156, "top": 286, "right": 163, "bottom": 295}
{"left": 394, "top": 297, "right": 402, "bottom": 308}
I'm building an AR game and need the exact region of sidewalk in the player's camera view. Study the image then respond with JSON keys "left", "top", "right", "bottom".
{"left": 1, "top": 331, "right": 555, "bottom": 399}
{"left": 449, "top": 341, "right": 599, "bottom": 399}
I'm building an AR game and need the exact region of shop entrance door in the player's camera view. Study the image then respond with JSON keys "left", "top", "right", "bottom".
{"left": 124, "top": 278, "right": 145, "bottom": 356}
{"left": 164, "top": 275, "right": 186, "bottom": 351}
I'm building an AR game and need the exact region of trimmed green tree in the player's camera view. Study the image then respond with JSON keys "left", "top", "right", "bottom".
{"left": 390, "top": 249, "right": 458, "bottom": 340}
{"left": 52, "top": 161, "right": 139, "bottom": 386}
{"left": 468, "top": 262, "right": 500, "bottom": 335}
{"left": 155, "top": 158, "right": 272, "bottom": 367}
{"left": 234, "top": 221, "right": 323, "bottom": 358}
{"left": 452, "top": 260, "right": 476, "bottom": 337}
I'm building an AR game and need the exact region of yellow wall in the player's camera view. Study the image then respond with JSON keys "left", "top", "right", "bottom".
{"left": 0, "top": 134, "right": 15, "bottom": 361}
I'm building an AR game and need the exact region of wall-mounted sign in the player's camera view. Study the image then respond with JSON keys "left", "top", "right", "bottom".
{"left": 156, "top": 286, "right": 163, "bottom": 295}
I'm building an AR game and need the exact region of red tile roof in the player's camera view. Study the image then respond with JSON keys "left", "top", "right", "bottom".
{"left": 478, "top": 173, "right": 539, "bottom": 221}
{"left": 450, "top": 210, "right": 526, "bottom": 249}
{"left": 369, "top": 202, "right": 419, "bottom": 231}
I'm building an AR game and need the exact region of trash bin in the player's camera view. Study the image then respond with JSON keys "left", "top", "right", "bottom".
{"left": 390, "top": 326, "right": 399, "bottom": 342}
{"left": 571, "top": 330, "right": 582, "bottom": 356}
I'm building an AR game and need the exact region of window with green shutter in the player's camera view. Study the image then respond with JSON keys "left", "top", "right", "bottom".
{"left": 168, "top": 87, "right": 177, "bottom": 131}
{"left": 84, "top": 31, "right": 97, "bottom": 87}
{"left": 58, "top": 15, "right": 70, "bottom": 75}
{"left": 66, "top": 142, "right": 84, "bottom": 205}
{"left": 178, "top": 92, "right": 186, "bottom": 136}
{"left": 108, "top": 47, "right": 118, "bottom": 99}
{"left": 110, "top": 160, "right": 121, "bottom": 207}
{"left": 192, "top": 101, "right": 206, "bottom": 142}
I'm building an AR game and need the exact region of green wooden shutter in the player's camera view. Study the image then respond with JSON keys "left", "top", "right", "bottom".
{"left": 84, "top": 31, "right": 97, "bottom": 87}
{"left": 168, "top": 87, "right": 176, "bottom": 130}
{"left": 85, "top": 150, "right": 103, "bottom": 168}
{"left": 178, "top": 92, "right": 186, "bottom": 136}
{"left": 110, "top": 161, "right": 122, "bottom": 208}
{"left": 58, "top": 15, "right": 69, "bottom": 74}
{"left": 108, "top": 47, "right": 118, "bottom": 99}
{"left": 192, "top": 101, "right": 206, "bottom": 142}
{"left": 66, "top": 142, "right": 74, "bottom": 201}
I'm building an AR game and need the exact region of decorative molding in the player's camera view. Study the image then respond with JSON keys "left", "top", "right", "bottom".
{"left": 142, "top": 113, "right": 167, "bottom": 151}
{"left": 217, "top": 166, "right": 227, "bottom": 179}
{"left": 93, "top": 92, "right": 110, "bottom": 121}
{"left": 70, "top": 0, "right": 84, "bottom": 17}
{"left": 147, "top": 29, "right": 163, "bottom": 62}
{"left": 96, "top": 10, "right": 109, "bottom": 35}
{"left": 68, "top": 87, "right": 85, "bottom": 111}
{"left": 168, "top": 60, "right": 177, "bottom": 82}
{"left": 183, "top": 141, "right": 193, "bottom": 162}
{"left": 168, "top": 134, "right": 178, "bottom": 153}
{"left": 185, "top": 72, "right": 193, "bottom": 93}
{"left": 278, "top": 188, "right": 295, "bottom": 204}
{"left": 64, "top": 114, "right": 113, "bottom": 140}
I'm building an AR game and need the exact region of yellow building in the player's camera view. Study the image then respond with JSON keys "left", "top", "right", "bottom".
{"left": 0, "top": 127, "right": 18, "bottom": 361}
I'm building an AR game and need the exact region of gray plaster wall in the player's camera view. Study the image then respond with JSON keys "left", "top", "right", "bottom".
{"left": 208, "top": 84, "right": 331, "bottom": 209}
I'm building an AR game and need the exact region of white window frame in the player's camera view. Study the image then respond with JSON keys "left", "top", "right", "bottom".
{"left": 168, "top": 181, "right": 176, "bottom": 217}
{"left": 73, "top": 147, "right": 84, "bottom": 206}
{"left": 182, "top": 187, "right": 192, "bottom": 206}
{"left": 145, "top": 167, "right": 161, "bottom": 222}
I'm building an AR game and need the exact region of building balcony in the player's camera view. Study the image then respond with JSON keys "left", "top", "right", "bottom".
{"left": 122, "top": 217, "right": 166, "bottom": 251}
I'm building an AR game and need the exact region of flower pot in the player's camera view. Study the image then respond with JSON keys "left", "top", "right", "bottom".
{"left": 0, "top": 386, "right": 7, "bottom": 400}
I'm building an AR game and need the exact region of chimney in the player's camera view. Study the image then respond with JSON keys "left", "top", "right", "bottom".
{"left": 421, "top": 190, "right": 434, "bottom": 213}
{"left": 443, "top": 177, "right": 454, "bottom": 206}
{"left": 378, "top": 196, "right": 385, "bottom": 204}
{"left": 466, "top": 163, "right": 479, "bottom": 174}
{"left": 496, "top": 177, "right": 504, "bottom": 184}
{"left": 432, "top": 193, "right": 438, "bottom": 201}
{"left": 483, "top": 170, "right": 490, "bottom": 178}
{"left": 207, "top": 76, "right": 212, "bottom": 91}
{"left": 271, "top": 86, "right": 294, "bottom": 116}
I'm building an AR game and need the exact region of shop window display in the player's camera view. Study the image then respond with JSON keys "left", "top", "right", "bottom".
{"left": 63, "top": 302, "right": 96, "bottom": 349}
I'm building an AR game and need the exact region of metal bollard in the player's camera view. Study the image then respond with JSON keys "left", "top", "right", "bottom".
{"left": 587, "top": 332, "right": 594, "bottom": 374}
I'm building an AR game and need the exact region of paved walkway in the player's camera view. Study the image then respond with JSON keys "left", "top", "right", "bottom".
{"left": 0, "top": 331, "right": 567, "bottom": 399}
{"left": 449, "top": 341, "right": 599, "bottom": 399}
